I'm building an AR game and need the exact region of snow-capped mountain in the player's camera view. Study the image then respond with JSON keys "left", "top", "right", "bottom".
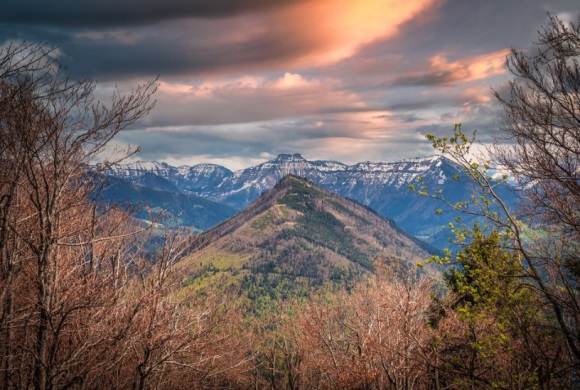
{"left": 102, "top": 160, "right": 180, "bottom": 181}
{"left": 180, "top": 164, "right": 233, "bottom": 192}
{"left": 207, "top": 154, "right": 349, "bottom": 206}
{"left": 100, "top": 153, "right": 517, "bottom": 248}
{"left": 99, "top": 161, "right": 233, "bottom": 192}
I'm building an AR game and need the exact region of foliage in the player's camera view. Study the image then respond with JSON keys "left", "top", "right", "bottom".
{"left": 277, "top": 176, "right": 375, "bottom": 269}
{"left": 444, "top": 225, "right": 523, "bottom": 309}
{"left": 412, "top": 13, "right": 580, "bottom": 383}
{"left": 279, "top": 210, "right": 373, "bottom": 269}
{"left": 434, "top": 226, "right": 565, "bottom": 388}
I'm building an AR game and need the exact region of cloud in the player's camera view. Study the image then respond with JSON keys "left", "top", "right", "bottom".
{"left": 146, "top": 73, "right": 365, "bottom": 126}
{"left": 373, "top": 113, "right": 424, "bottom": 123}
{"left": 5, "top": 0, "right": 580, "bottom": 170}
{"left": 0, "top": 0, "right": 440, "bottom": 80}
{"left": 0, "top": 0, "right": 305, "bottom": 27}
{"left": 392, "top": 49, "right": 511, "bottom": 86}
{"left": 265, "top": 0, "right": 439, "bottom": 67}
{"left": 112, "top": 116, "right": 437, "bottom": 169}
{"left": 267, "top": 73, "right": 319, "bottom": 89}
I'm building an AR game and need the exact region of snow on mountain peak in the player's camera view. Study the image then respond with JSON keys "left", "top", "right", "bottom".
{"left": 400, "top": 155, "right": 443, "bottom": 164}
{"left": 99, "top": 153, "right": 463, "bottom": 201}
{"left": 274, "top": 153, "right": 305, "bottom": 161}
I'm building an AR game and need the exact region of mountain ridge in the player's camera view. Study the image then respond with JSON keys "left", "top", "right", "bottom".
{"left": 99, "top": 153, "right": 517, "bottom": 248}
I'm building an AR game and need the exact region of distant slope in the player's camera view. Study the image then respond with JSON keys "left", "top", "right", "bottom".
{"left": 179, "top": 175, "right": 436, "bottom": 285}
{"left": 132, "top": 172, "right": 179, "bottom": 192}
{"left": 96, "top": 176, "right": 238, "bottom": 231}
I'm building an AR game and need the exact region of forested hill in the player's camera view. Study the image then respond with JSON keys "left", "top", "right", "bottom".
{"left": 178, "top": 175, "right": 436, "bottom": 287}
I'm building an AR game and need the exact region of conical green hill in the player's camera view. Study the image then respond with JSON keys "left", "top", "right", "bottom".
{"left": 178, "top": 175, "right": 436, "bottom": 287}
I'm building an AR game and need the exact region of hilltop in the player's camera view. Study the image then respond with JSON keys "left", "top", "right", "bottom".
{"left": 178, "top": 175, "right": 436, "bottom": 298}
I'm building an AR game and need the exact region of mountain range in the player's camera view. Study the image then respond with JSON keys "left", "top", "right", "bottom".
{"left": 98, "top": 153, "right": 518, "bottom": 248}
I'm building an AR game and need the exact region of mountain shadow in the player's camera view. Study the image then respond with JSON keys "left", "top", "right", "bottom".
{"left": 96, "top": 176, "right": 238, "bottom": 231}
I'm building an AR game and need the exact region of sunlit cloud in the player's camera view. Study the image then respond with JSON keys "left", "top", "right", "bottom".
{"left": 431, "top": 49, "right": 510, "bottom": 81}
{"left": 267, "top": 73, "right": 320, "bottom": 89}
{"left": 51, "top": 0, "right": 441, "bottom": 79}
{"left": 393, "top": 48, "right": 511, "bottom": 86}
{"left": 151, "top": 74, "right": 365, "bottom": 126}
{"left": 5, "top": 0, "right": 577, "bottom": 167}
{"left": 271, "top": 0, "right": 439, "bottom": 67}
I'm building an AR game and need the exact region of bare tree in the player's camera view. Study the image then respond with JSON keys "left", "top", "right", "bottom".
{"left": 0, "top": 42, "right": 259, "bottom": 390}
{"left": 491, "top": 13, "right": 580, "bottom": 374}
{"left": 291, "top": 260, "right": 436, "bottom": 389}
{"left": 492, "top": 14, "right": 580, "bottom": 373}
{"left": 494, "top": 14, "right": 580, "bottom": 239}
{"left": 0, "top": 41, "right": 156, "bottom": 389}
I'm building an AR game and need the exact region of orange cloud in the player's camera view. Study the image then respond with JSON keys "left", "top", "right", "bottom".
{"left": 461, "top": 86, "right": 493, "bottom": 103}
{"left": 267, "top": 72, "right": 320, "bottom": 89}
{"left": 393, "top": 48, "right": 510, "bottom": 87}
{"left": 429, "top": 48, "right": 511, "bottom": 83}
{"left": 153, "top": 74, "right": 365, "bottom": 125}
{"left": 272, "top": 0, "right": 439, "bottom": 67}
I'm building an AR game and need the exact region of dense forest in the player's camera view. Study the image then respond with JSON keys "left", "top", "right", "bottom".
{"left": 0, "top": 14, "right": 579, "bottom": 389}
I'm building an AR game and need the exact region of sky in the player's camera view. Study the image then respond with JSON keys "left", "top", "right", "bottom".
{"left": 2, "top": 0, "right": 579, "bottom": 170}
